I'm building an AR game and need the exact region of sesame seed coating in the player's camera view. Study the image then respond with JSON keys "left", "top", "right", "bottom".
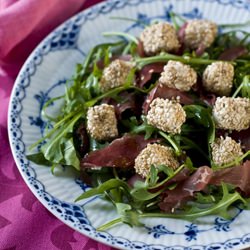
{"left": 213, "top": 97, "right": 250, "bottom": 131}
{"left": 146, "top": 98, "right": 186, "bottom": 134}
{"left": 134, "top": 143, "right": 179, "bottom": 178}
{"left": 99, "top": 59, "right": 133, "bottom": 92}
{"left": 159, "top": 60, "right": 197, "bottom": 91}
{"left": 87, "top": 104, "right": 118, "bottom": 141}
{"left": 140, "top": 22, "right": 180, "bottom": 55}
{"left": 184, "top": 20, "right": 217, "bottom": 50}
{"left": 202, "top": 62, "right": 234, "bottom": 96}
{"left": 211, "top": 136, "right": 243, "bottom": 166}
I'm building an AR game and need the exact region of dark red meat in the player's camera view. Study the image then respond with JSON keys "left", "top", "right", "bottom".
{"left": 211, "top": 161, "right": 250, "bottom": 196}
{"left": 159, "top": 166, "right": 213, "bottom": 212}
{"left": 102, "top": 91, "right": 143, "bottom": 119}
{"left": 136, "top": 63, "right": 165, "bottom": 88}
{"left": 231, "top": 128, "right": 250, "bottom": 152}
{"left": 143, "top": 84, "right": 194, "bottom": 113}
{"left": 218, "top": 46, "right": 248, "bottom": 61}
{"left": 81, "top": 134, "right": 158, "bottom": 168}
{"left": 137, "top": 39, "right": 146, "bottom": 57}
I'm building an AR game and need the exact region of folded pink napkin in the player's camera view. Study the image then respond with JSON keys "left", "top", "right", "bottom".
{"left": 0, "top": 0, "right": 115, "bottom": 249}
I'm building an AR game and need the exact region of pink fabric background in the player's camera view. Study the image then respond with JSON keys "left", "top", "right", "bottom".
{"left": 0, "top": 0, "right": 117, "bottom": 249}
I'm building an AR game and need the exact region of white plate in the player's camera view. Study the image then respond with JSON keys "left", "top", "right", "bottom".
{"left": 8, "top": 0, "right": 250, "bottom": 249}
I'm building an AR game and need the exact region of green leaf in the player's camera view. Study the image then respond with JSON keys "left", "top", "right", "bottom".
{"left": 75, "top": 179, "right": 130, "bottom": 202}
{"left": 102, "top": 31, "right": 139, "bottom": 45}
{"left": 97, "top": 203, "right": 143, "bottom": 231}
{"left": 140, "top": 183, "right": 247, "bottom": 221}
{"left": 148, "top": 164, "right": 186, "bottom": 190}
{"left": 184, "top": 157, "right": 195, "bottom": 171}
{"left": 184, "top": 105, "right": 212, "bottom": 128}
{"left": 130, "top": 186, "right": 162, "bottom": 201}
{"left": 149, "top": 165, "right": 159, "bottom": 186}
{"left": 128, "top": 116, "right": 157, "bottom": 139}
{"left": 26, "top": 152, "right": 52, "bottom": 166}
{"left": 183, "top": 104, "right": 215, "bottom": 158}
{"left": 157, "top": 164, "right": 175, "bottom": 177}
{"left": 136, "top": 52, "right": 223, "bottom": 69}
{"left": 116, "top": 203, "right": 143, "bottom": 227}
{"left": 183, "top": 183, "right": 247, "bottom": 219}
{"left": 233, "top": 75, "right": 250, "bottom": 98}
{"left": 158, "top": 131, "right": 182, "bottom": 156}
{"left": 169, "top": 11, "right": 185, "bottom": 30}
{"left": 195, "top": 192, "right": 216, "bottom": 204}
{"left": 36, "top": 112, "right": 82, "bottom": 170}
{"left": 61, "top": 138, "right": 80, "bottom": 170}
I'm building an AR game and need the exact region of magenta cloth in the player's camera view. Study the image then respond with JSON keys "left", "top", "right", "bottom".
{"left": 0, "top": 0, "right": 116, "bottom": 249}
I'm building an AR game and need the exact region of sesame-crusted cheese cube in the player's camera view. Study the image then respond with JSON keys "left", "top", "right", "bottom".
{"left": 159, "top": 60, "right": 197, "bottom": 91}
{"left": 99, "top": 59, "right": 133, "bottom": 92}
{"left": 134, "top": 143, "right": 179, "bottom": 178}
{"left": 146, "top": 98, "right": 186, "bottom": 134}
{"left": 202, "top": 62, "right": 234, "bottom": 96}
{"left": 213, "top": 97, "right": 250, "bottom": 131}
{"left": 87, "top": 104, "right": 118, "bottom": 141}
{"left": 184, "top": 20, "right": 217, "bottom": 50}
{"left": 211, "top": 136, "right": 243, "bottom": 166}
{"left": 140, "top": 22, "right": 180, "bottom": 55}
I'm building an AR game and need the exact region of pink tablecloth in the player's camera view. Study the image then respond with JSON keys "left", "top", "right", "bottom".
{"left": 0, "top": 0, "right": 116, "bottom": 249}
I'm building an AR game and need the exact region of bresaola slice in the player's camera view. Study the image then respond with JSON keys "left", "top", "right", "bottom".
{"left": 81, "top": 134, "right": 158, "bottom": 168}
{"left": 137, "top": 39, "right": 146, "bottom": 58}
{"left": 218, "top": 46, "right": 248, "bottom": 61}
{"left": 159, "top": 166, "right": 213, "bottom": 212}
{"left": 159, "top": 161, "right": 250, "bottom": 212}
{"left": 231, "top": 127, "right": 250, "bottom": 152}
{"left": 137, "top": 63, "right": 165, "bottom": 88}
{"left": 102, "top": 91, "right": 143, "bottom": 119}
{"left": 211, "top": 161, "right": 250, "bottom": 196}
{"left": 178, "top": 23, "right": 188, "bottom": 45}
{"left": 73, "top": 122, "right": 89, "bottom": 157}
{"left": 143, "top": 84, "right": 194, "bottom": 113}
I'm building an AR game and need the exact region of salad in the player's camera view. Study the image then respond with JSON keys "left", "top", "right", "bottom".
{"left": 28, "top": 14, "right": 250, "bottom": 230}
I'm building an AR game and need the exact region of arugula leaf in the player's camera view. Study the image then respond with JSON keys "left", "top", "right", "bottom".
{"left": 183, "top": 104, "right": 215, "bottom": 163}
{"left": 115, "top": 203, "right": 143, "bottom": 227}
{"left": 39, "top": 113, "right": 82, "bottom": 170}
{"left": 233, "top": 75, "right": 250, "bottom": 98}
{"left": 94, "top": 181, "right": 248, "bottom": 231}
{"left": 95, "top": 183, "right": 247, "bottom": 231}
{"left": 127, "top": 116, "right": 157, "bottom": 139}
{"left": 26, "top": 152, "right": 52, "bottom": 166}
{"left": 194, "top": 192, "right": 216, "bottom": 204}
{"left": 130, "top": 186, "right": 162, "bottom": 201}
{"left": 148, "top": 164, "right": 186, "bottom": 190}
{"left": 169, "top": 11, "right": 185, "bottom": 30}
{"left": 140, "top": 184, "right": 247, "bottom": 220}
{"left": 97, "top": 203, "right": 143, "bottom": 231}
{"left": 75, "top": 179, "right": 130, "bottom": 202}
{"left": 136, "top": 52, "right": 223, "bottom": 69}
{"left": 149, "top": 165, "right": 159, "bottom": 186}
{"left": 61, "top": 138, "right": 80, "bottom": 169}
{"left": 102, "top": 31, "right": 139, "bottom": 45}
{"left": 158, "top": 131, "right": 182, "bottom": 156}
